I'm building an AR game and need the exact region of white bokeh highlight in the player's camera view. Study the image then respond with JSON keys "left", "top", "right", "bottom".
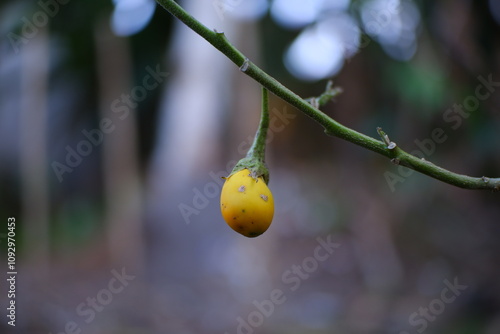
{"left": 271, "top": 0, "right": 324, "bottom": 29}
{"left": 111, "top": 0, "right": 156, "bottom": 36}
{"left": 220, "top": 0, "right": 269, "bottom": 22}
{"left": 360, "top": 0, "right": 420, "bottom": 61}
{"left": 285, "top": 12, "right": 360, "bottom": 81}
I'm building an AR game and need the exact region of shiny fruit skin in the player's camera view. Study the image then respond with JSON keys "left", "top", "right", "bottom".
{"left": 220, "top": 169, "right": 274, "bottom": 237}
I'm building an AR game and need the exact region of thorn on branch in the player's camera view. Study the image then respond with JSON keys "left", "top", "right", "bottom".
{"left": 309, "top": 97, "right": 319, "bottom": 109}
{"left": 377, "top": 127, "right": 397, "bottom": 150}
{"left": 240, "top": 58, "right": 250, "bottom": 72}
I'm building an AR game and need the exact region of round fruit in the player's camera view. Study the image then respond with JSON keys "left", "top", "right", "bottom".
{"left": 220, "top": 169, "right": 274, "bottom": 237}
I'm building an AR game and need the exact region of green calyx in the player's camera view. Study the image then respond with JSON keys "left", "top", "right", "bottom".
{"left": 229, "top": 87, "right": 270, "bottom": 184}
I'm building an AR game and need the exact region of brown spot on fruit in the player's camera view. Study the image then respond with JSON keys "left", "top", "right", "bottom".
{"left": 238, "top": 185, "right": 246, "bottom": 192}
{"left": 260, "top": 194, "right": 268, "bottom": 202}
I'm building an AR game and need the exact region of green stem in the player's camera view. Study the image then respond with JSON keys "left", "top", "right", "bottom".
{"left": 155, "top": 0, "right": 500, "bottom": 191}
{"left": 156, "top": 0, "right": 246, "bottom": 66}
{"left": 246, "top": 87, "right": 269, "bottom": 162}
{"left": 231, "top": 87, "right": 270, "bottom": 183}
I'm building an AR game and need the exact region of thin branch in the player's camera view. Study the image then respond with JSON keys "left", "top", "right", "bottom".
{"left": 155, "top": 0, "right": 500, "bottom": 191}
{"left": 305, "top": 80, "right": 343, "bottom": 109}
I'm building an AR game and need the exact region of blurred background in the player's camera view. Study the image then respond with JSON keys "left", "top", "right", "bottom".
{"left": 1, "top": 0, "right": 500, "bottom": 333}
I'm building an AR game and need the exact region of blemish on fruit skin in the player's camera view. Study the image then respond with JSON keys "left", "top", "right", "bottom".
{"left": 238, "top": 185, "right": 246, "bottom": 192}
{"left": 260, "top": 194, "right": 268, "bottom": 202}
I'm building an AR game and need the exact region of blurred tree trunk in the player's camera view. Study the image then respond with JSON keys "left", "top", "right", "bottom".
{"left": 150, "top": 0, "right": 236, "bottom": 191}
{"left": 21, "top": 27, "right": 50, "bottom": 280}
{"left": 94, "top": 20, "right": 145, "bottom": 273}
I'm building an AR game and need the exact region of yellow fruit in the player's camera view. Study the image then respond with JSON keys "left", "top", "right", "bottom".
{"left": 220, "top": 169, "right": 274, "bottom": 237}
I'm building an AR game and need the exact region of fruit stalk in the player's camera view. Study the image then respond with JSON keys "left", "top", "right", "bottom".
{"left": 247, "top": 87, "right": 269, "bottom": 165}
{"left": 231, "top": 87, "right": 270, "bottom": 184}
